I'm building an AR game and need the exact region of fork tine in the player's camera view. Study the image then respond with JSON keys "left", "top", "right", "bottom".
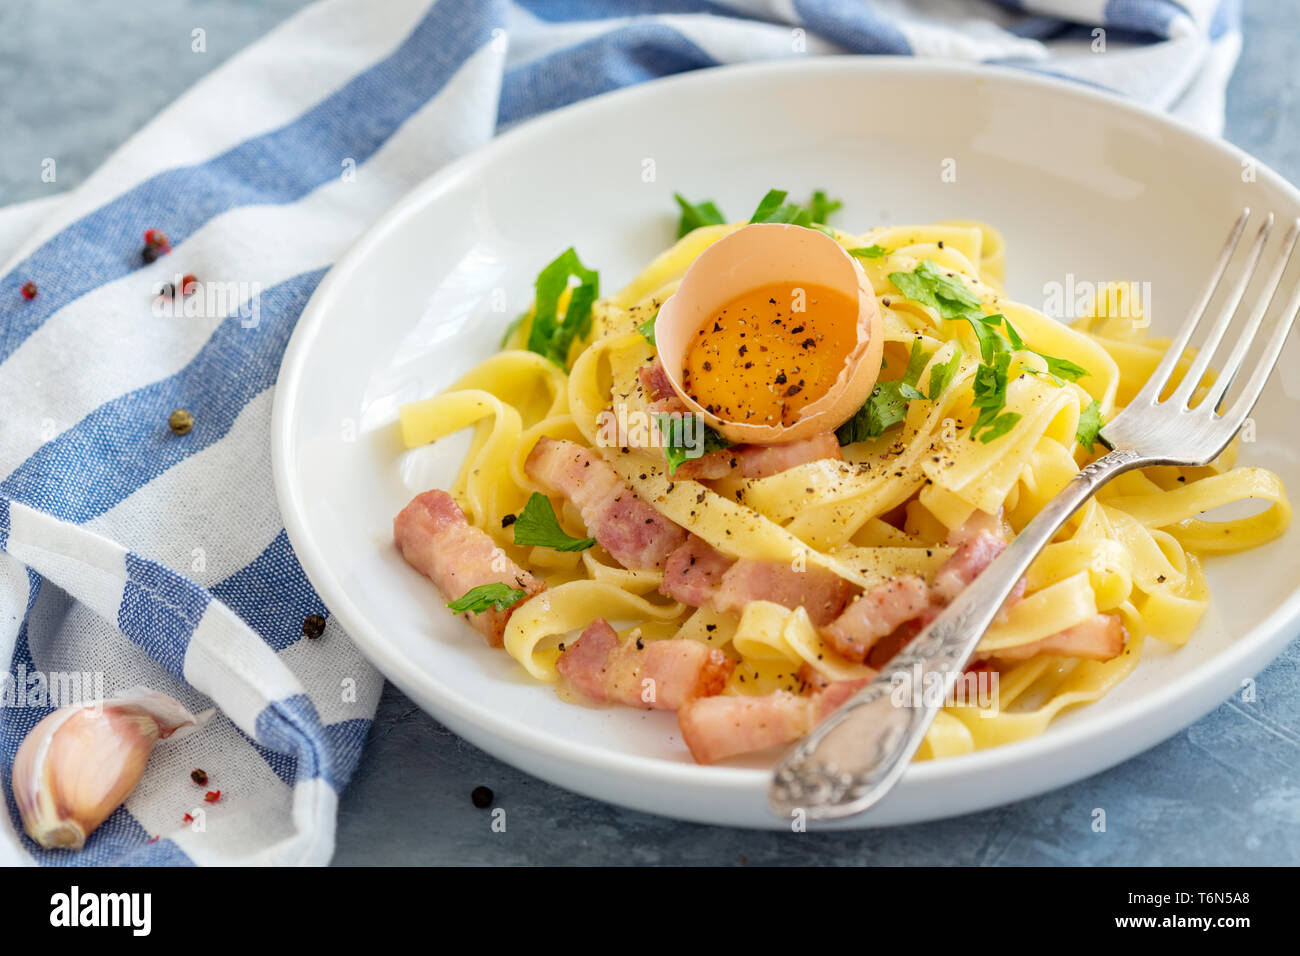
{"left": 1204, "top": 218, "right": 1300, "bottom": 411}
{"left": 1131, "top": 208, "right": 1250, "bottom": 407}
{"left": 1220, "top": 248, "right": 1300, "bottom": 434}
{"left": 1171, "top": 213, "right": 1274, "bottom": 406}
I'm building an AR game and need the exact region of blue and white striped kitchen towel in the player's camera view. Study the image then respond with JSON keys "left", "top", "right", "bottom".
{"left": 0, "top": 0, "right": 1242, "bottom": 866}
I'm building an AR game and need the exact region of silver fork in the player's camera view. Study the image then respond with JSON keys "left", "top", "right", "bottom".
{"left": 770, "top": 208, "right": 1300, "bottom": 821}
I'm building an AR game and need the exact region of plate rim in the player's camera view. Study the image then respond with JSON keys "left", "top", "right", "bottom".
{"left": 271, "top": 56, "right": 1300, "bottom": 812}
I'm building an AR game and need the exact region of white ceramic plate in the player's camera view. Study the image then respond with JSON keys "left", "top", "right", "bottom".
{"left": 272, "top": 59, "right": 1300, "bottom": 828}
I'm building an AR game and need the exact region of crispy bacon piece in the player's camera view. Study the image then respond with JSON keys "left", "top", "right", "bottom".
{"left": 639, "top": 358, "right": 687, "bottom": 414}
{"left": 672, "top": 432, "right": 842, "bottom": 481}
{"left": 823, "top": 575, "right": 931, "bottom": 663}
{"left": 678, "top": 676, "right": 869, "bottom": 764}
{"left": 660, "top": 535, "right": 735, "bottom": 606}
{"left": 822, "top": 510, "right": 1024, "bottom": 664}
{"left": 932, "top": 528, "right": 1006, "bottom": 603}
{"left": 661, "top": 537, "right": 854, "bottom": 625}
{"left": 714, "top": 559, "right": 855, "bottom": 626}
{"left": 557, "top": 619, "right": 734, "bottom": 710}
{"left": 990, "top": 613, "right": 1126, "bottom": 663}
{"left": 865, "top": 611, "right": 936, "bottom": 669}
{"left": 525, "top": 437, "right": 686, "bottom": 570}
{"left": 732, "top": 432, "right": 843, "bottom": 480}
{"left": 393, "top": 489, "right": 543, "bottom": 647}
{"left": 672, "top": 448, "right": 739, "bottom": 480}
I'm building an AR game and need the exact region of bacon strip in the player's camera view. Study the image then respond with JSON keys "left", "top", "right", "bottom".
{"left": 394, "top": 490, "right": 543, "bottom": 647}
{"left": 661, "top": 536, "right": 854, "bottom": 626}
{"left": 672, "top": 432, "right": 842, "bottom": 481}
{"left": 822, "top": 510, "right": 1022, "bottom": 664}
{"left": 932, "top": 527, "right": 1007, "bottom": 603}
{"left": 678, "top": 677, "right": 868, "bottom": 764}
{"left": 714, "top": 559, "right": 855, "bottom": 626}
{"left": 639, "top": 358, "right": 687, "bottom": 414}
{"left": 660, "top": 535, "right": 734, "bottom": 606}
{"left": 823, "top": 575, "right": 931, "bottom": 663}
{"left": 557, "top": 619, "right": 734, "bottom": 710}
{"left": 990, "top": 613, "right": 1126, "bottom": 663}
{"left": 732, "top": 432, "right": 843, "bottom": 480}
{"left": 525, "top": 437, "right": 686, "bottom": 570}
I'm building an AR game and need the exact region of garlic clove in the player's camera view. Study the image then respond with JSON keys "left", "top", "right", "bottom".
{"left": 12, "top": 688, "right": 213, "bottom": 851}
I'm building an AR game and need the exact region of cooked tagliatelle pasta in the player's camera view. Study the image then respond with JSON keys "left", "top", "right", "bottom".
{"left": 392, "top": 190, "right": 1291, "bottom": 765}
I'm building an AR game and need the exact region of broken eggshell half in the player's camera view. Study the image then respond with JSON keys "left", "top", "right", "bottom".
{"left": 652, "top": 223, "right": 884, "bottom": 445}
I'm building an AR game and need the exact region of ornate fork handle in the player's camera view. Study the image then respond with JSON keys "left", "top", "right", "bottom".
{"left": 769, "top": 448, "right": 1147, "bottom": 821}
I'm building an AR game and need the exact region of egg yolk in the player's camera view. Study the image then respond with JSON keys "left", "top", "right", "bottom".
{"left": 682, "top": 281, "right": 860, "bottom": 427}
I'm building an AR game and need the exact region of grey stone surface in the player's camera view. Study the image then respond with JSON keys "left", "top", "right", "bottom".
{"left": 1, "top": 1, "right": 1296, "bottom": 865}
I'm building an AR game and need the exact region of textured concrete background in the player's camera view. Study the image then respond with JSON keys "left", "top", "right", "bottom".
{"left": 1, "top": 1, "right": 1297, "bottom": 864}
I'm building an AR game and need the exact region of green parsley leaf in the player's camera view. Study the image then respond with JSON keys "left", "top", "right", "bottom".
{"left": 500, "top": 312, "right": 526, "bottom": 348}
{"left": 976, "top": 412, "right": 1022, "bottom": 444}
{"left": 993, "top": 314, "right": 1089, "bottom": 381}
{"left": 837, "top": 340, "right": 930, "bottom": 446}
{"left": 969, "top": 351, "right": 1017, "bottom": 443}
{"left": 637, "top": 314, "right": 657, "bottom": 346}
{"left": 962, "top": 314, "right": 1011, "bottom": 364}
{"left": 1076, "top": 399, "right": 1105, "bottom": 449}
{"left": 527, "top": 248, "right": 599, "bottom": 368}
{"left": 889, "top": 261, "right": 1007, "bottom": 364}
{"left": 1040, "top": 354, "right": 1090, "bottom": 381}
{"left": 512, "top": 493, "right": 595, "bottom": 552}
{"left": 747, "top": 188, "right": 844, "bottom": 232}
{"left": 902, "top": 337, "right": 929, "bottom": 388}
{"left": 885, "top": 261, "right": 1088, "bottom": 443}
{"left": 447, "top": 582, "right": 528, "bottom": 615}
{"left": 848, "top": 245, "right": 888, "bottom": 259}
{"left": 888, "top": 259, "right": 984, "bottom": 318}
{"left": 835, "top": 380, "right": 926, "bottom": 445}
{"left": 749, "top": 188, "right": 814, "bottom": 227}
{"left": 809, "top": 190, "right": 843, "bottom": 224}
{"left": 1000, "top": 316, "right": 1026, "bottom": 351}
{"left": 673, "top": 193, "right": 727, "bottom": 238}
{"left": 656, "top": 414, "right": 731, "bottom": 475}
{"left": 927, "top": 344, "right": 963, "bottom": 401}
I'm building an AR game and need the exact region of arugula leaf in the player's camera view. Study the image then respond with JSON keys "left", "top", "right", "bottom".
{"left": 848, "top": 245, "right": 888, "bottom": 259}
{"left": 1076, "top": 399, "right": 1105, "bottom": 449}
{"left": 656, "top": 414, "right": 731, "bottom": 475}
{"left": 512, "top": 493, "right": 595, "bottom": 552}
{"left": 927, "top": 344, "right": 963, "bottom": 401}
{"left": 637, "top": 314, "right": 657, "bottom": 346}
{"left": 447, "top": 582, "right": 528, "bottom": 615}
{"left": 673, "top": 193, "right": 727, "bottom": 238}
{"left": 527, "top": 248, "right": 600, "bottom": 368}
